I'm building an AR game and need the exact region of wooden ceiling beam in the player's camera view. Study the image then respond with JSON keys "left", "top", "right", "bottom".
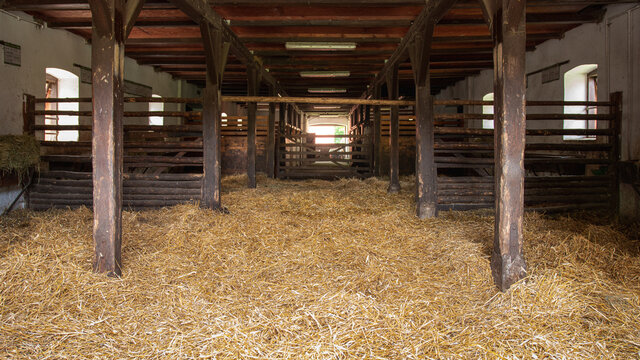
{"left": 231, "top": 26, "right": 410, "bottom": 38}
{"left": 48, "top": 19, "right": 196, "bottom": 29}
{"left": 202, "top": 0, "right": 638, "bottom": 4}
{"left": 228, "top": 20, "right": 413, "bottom": 27}
{"left": 236, "top": 37, "right": 402, "bottom": 43}
{"left": 44, "top": 8, "right": 604, "bottom": 31}
{"left": 212, "top": 5, "right": 423, "bottom": 21}
{"left": 1, "top": 0, "right": 173, "bottom": 10}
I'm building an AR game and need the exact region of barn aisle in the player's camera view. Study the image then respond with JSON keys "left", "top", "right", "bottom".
{"left": 1, "top": 175, "right": 639, "bottom": 358}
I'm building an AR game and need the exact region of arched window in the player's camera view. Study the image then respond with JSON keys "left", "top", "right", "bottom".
{"left": 149, "top": 94, "right": 164, "bottom": 126}
{"left": 563, "top": 64, "right": 597, "bottom": 140}
{"left": 482, "top": 93, "right": 494, "bottom": 129}
{"left": 45, "top": 68, "right": 79, "bottom": 141}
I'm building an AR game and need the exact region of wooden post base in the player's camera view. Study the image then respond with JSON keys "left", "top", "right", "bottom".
{"left": 491, "top": 251, "right": 527, "bottom": 290}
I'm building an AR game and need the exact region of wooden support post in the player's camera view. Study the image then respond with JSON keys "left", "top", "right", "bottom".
{"left": 409, "top": 23, "right": 437, "bottom": 219}
{"left": 220, "top": 96, "right": 415, "bottom": 106}
{"left": 302, "top": 114, "right": 308, "bottom": 133}
{"left": 486, "top": 0, "right": 528, "bottom": 291}
{"left": 364, "top": 104, "right": 371, "bottom": 127}
{"left": 609, "top": 92, "right": 622, "bottom": 215}
{"left": 373, "top": 86, "right": 382, "bottom": 177}
{"left": 386, "top": 63, "right": 401, "bottom": 193}
{"left": 360, "top": 107, "right": 364, "bottom": 134}
{"left": 247, "top": 64, "right": 260, "bottom": 188}
{"left": 266, "top": 87, "right": 276, "bottom": 178}
{"left": 23, "top": 94, "right": 36, "bottom": 136}
{"left": 88, "top": 0, "right": 143, "bottom": 276}
{"left": 200, "top": 22, "right": 229, "bottom": 210}
{"left": 287, "top": 105, "right": 294, "bottom": 135}
{"left": 363, "top": 104, "right": 373, "bottom": 173}
{"left": 276, "top": 102, "right": 286, "bottom": 178}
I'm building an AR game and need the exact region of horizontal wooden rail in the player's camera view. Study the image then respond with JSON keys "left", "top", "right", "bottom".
{"left": 35, "top": 97, "right": 201, "bottom": 104}
{"left": 287, "top": 134, "right": 369, "bottom": 139}
{"left": 433, "top": 128, "right": 614, "bottom": 136}
{"left": 433, "top": 113, "right": 613, "bottom": 121}
{"left": 432, "top": 143, "right": 612, "bottom": 151}
{"left": 434, "top": 100, "right": 613, "bottom": 107}
{"left": 36, "top": 97, "right": 614, "bottom": 108}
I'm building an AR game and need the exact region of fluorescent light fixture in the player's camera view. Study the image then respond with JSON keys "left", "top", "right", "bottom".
{"left": 300, "top": 71, "right": 350, "bottom": 78}
{"left": 308, "top": 88, "right": 347, "bottom": 94}
{"left": 286, "top": 42, "right": 356, "bottom": 51}
{"left": 306, "top": 112, "right": 349, "bottom": 117}
{"left": 318, "top": 114, "right": 344, "bottom": 118}
{"left": 314, "top": 105, "right": 342, "bottom": 110}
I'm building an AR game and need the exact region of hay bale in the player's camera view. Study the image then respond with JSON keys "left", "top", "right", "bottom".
{"left": 0, "top": 134, "right": 39, "bottom": 176}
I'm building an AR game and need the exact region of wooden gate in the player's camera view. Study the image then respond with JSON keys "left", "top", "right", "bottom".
{"left": 277, "top": 134, "right": 373, "bottom": 179}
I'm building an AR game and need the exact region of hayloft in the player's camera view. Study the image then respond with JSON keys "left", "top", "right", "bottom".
{"left": 1, "top": 0, "right": 639, "bottom": 358}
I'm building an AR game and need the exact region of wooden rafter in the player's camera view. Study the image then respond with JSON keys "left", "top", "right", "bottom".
{"left": 167, "top": 0, "right": 302, "bottom": 114}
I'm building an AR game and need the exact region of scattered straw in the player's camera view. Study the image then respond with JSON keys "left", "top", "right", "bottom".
{"left": 0, "top": 135, "right": 39, "bottom": 177}
{"left": 1, "top": 175, "right": 639, "bottom": 359}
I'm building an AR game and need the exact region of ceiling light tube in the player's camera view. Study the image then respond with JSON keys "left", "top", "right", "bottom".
{"left": 300, "top": 71, "right": 350, "bottom": 78}
{"left": 318, "top": 114, "right": 345, "bottom": 118}
{"left": 308, "top": 88, "right": 347, "bottom": 94}
{"left": 286, "top": 42, "right": 356, "bottom": 51}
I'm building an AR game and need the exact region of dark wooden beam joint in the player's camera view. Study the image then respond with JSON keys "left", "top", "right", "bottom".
{"left": 168, "top": 0, "right": 300, "bottom": 114}
{"left": 200, "top": 22, "right": 229, "bottom": 211}
{"left": 124, "top": 0, "right": 145, "bottom": 38}
{"left": 366, "top": 0, "right": 457, "bottom": 90}
{"left": 169, "top": 0, "right": 223, "bottom": 29}
{"left": 489, "top": 0, "right": 528, "bottom": 291}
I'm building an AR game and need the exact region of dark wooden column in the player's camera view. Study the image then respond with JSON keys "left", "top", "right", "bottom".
{"left": 409, "top": 24, "right": 437, "bottom": 219}
{"left": 287, "top": 105, "right": 294, "bottom": 135}
{"left": 246, "top": 64, "right": 260, "bottom": 188}
{"left": 200, "top": 22, "right": 229, "bottom": 210}
{"left": 302, "top": 114, "right": 308, "bottom": 133}
{"left": 276, "top": 102, "right": 286, "bottom": 177}
{"left": 386, "top": 63, "right": 401, "bottom": 193}
{"left": 88, "top": 0, "right": 143, "bottom": 276}
{"left": 485, "top": 0, "right": 528, "bottom": 291}
{"left": 609, "top": 92, "right": 622, "bottom": 215}
{"left": 266, "top": 87, "right": 277, "bottom": 178}
{"left": 23, "top": 94, "right": 36, "bottom": 136}
{"left": 373, "top": 86, "right": 382, "bottom": 177}
{"left": 363, "top": 104, "right": 373, "bottom": 173}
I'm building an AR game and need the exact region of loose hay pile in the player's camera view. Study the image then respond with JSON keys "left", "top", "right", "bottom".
{"left": 1, "top": 175, "right": 639, "bottom": 359}
{"left": 0, "top": 135, "right": 39, "bottom": 176}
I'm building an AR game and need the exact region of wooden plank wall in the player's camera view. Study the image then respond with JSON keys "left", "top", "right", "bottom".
{"left": 26, "top": 95, "right": 621, "bottom": 214}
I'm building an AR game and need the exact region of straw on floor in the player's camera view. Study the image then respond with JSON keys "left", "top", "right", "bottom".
{"left": 1, "top": 175, "right": 639, "bottom": 359}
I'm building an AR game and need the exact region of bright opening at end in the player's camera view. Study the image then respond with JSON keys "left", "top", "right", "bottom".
{"left": 308, "top": 125, "right": 347, "bottom": 144}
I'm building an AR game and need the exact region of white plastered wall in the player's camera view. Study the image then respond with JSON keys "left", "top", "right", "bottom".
{"left": 434, "top": 4, "right": 640, "bottom": 219}
{"left": 0, "top": 10, "right": 199, "bottom": 212}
